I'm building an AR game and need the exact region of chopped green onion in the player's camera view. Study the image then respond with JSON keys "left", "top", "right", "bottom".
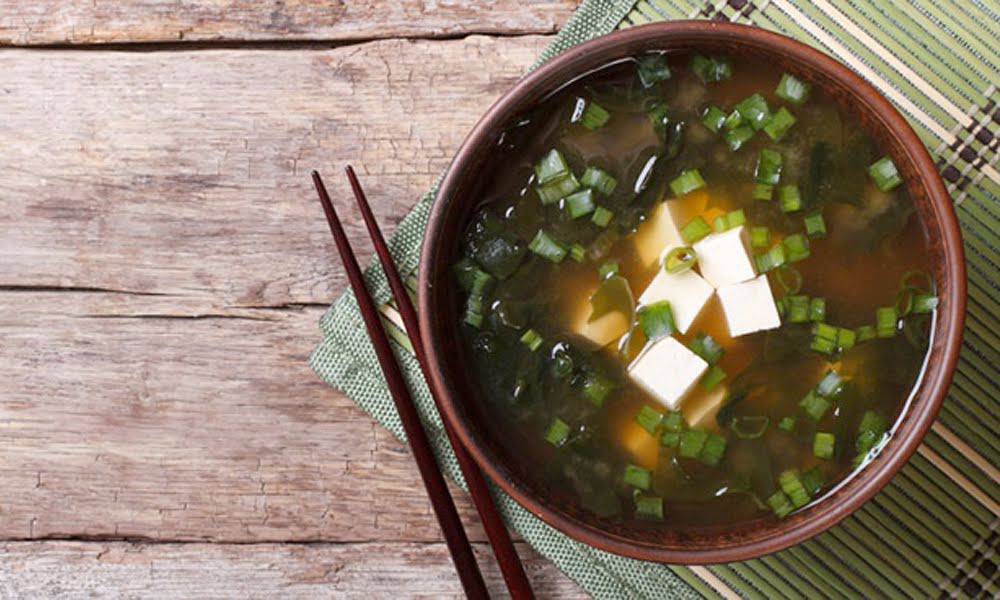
{"left": 778, "top": 416, "right": 796, "bottom": 432}
{"left": 624, "top": 464, "right": 652, "bottom": 490}
{"left": 767, "top": 490, "right": 794, "bottom": 518}
{"left": 464, "top": 305, "right": 483, "bottom": 328}
{"left": 724, "top": 125, "right": 755, "bottom": 151}
{"left": 856, "top": 430, "right": 880, "bottom": 455}
{"left": 662, "top": 410, "right": 685, "bottom": 433}
{"left": 637, "top": 53, "right": 671, "bottom": 88}
{"left": 753, "top": 183, "right": 774, "bottom": 201}
{"left": 868, "top": 156, "right": 902, "bottom": 192}
{"left": 582, "top": 372, "right": 614, "bottom": 406}
{"left": 690, "top": 54, "right": 733, "bottom": 83}
{"left": 669, "top": 169, "right": 706, "bottom": 197}
{"left": 580, "top": 101, "right": 610, "bottom": 129}
{"left": 635, "top": 405, "right": 663, "bottom": 434}
{"left": 634, "top": 494, "right": 664, "bottom": 520}
{"left": 701, "top": 365, "right": 727, "bottom": 391}
{"left": 528, "top": 229, "right": 567, "bottom": 263}
{"left": 755, "top": 244, "right": 787, "bottom": 273}
{"left": 804, "top": 211, "right": 827, "bottom": 237}
{"left": 800, "top": 391, "right": 831, "bottom": 421}
{"left": 638, "top": 300, "right": 676, "bottom": 340}
{"left": 779, "top": 470, "right": 810, "bottom": 508}
{"left": 912, "top": 293, "right": 939, "bottom": 313}
{"left": 775, "top": 73, "right": 811, "bottom": 105}
{"left": 534, "top": 148, "right": 570, "bottom": 184}
{"left": 520, "top": 328, "right": 543, "bottom": 352}
{"left": 775, "top": 265, "right": 803, "bottom": 294}
{"left": 569, "top": 243, "right": 586, "bottom": 263}
{"left": 763, "top": 107, "right": 796, "bottom": 141}
{"left": 814, "top": 432, "right": 835, "bottom": 460}
{"left": 755, "top": 148, "right": 783, "bottom": 185}
{"left": 536, "top": 172, "right": 580, "bottom": 204}
{"left": 564, "top": 189, "right": 596, "bottom": 219}
{"left": 876, "top": 306, "right": 898, "bottom": 337}
{"left": 723, "top": 109, "right": 744, "bottom": 131}
{"left": 545, "top": 417, "right": 570, "bottom": 446}
{"left": 816, "top": 370, "right": 842, "bottom": 397}
{"left": 813, "top": 321, "right": 838, "bottom": 342}
{"left": 809, "top": 297, "right": 826, "bottom": 322}
{"left": 593, "top": 261, "right": 617, "bottom": 282}
{"left": 856, "top": 325, "right": 876, "bottom": 343}
{"left": 647, "top": 101, "right": 670, "bottom": 129}
{"left": 732, "top": 416, "right": 770, "bottom": 439}
{"left": 580, "top": 166, "right": 617, "bottom": 195}
{"left": 663, "top": 246, "right": 697, "bottom": 274}
{"left": 689, "top": 332, "right": 723, "bottom": 365}
{"left": 591, "top": 206, "right": 614, "bottom": 228}
{"left": 678, "top": 429, "right": 709, "bottom": 459}
{"left": 778, "top": 185, "right": 803, "bottom": 212}
{"left": 681, "top": 216, "right": 712, "bottom": 243}
{"left": 858, "top": 411, "right": 887, "bottom": 436}
{"left": 700, "top": 433, "right": 727, "bottom": 466}
{"left": 466, "top": 268, "right": 493, "bottom": 297}
{"left": 810, "top": 336, "right": 837, "bottom": 355}
{"left": 736, "top": 93, "right": 772, "bottom": 131}
{"left": 785, "top": 294, "right": 810, "bottom": 323}
{"left": 727, "top": 209, "right": 746, "bottom": 228}
{"left": 702, "top": 105, "right": 727, "bottom": 132}
{"left": 660, "top": 431, "right": 680, "bottom": 448}
{"left": 801, "top": 467, "right": 824, "bottom": 496}
{"left": 712, "top": 209, "right": 746, "bottom": 232}
{"left": 837, "top": 328, "right": 857, "bottom": 350}
{"left": 782, "top": 233, "right": 810, "bottom": 262}
{"left": 750, "top": 226, "right": 771, "bottom": 249}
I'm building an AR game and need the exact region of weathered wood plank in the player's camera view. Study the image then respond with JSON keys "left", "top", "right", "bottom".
{"left": 0, "top": 292, "right": 495, "bottom": 543}
{"left": 0, "top": 36, "right": 548, "bottom": 306}
{"left": 0, "top": 541, "right": 584, "bottom": 598}
{"left": 0, "top": 0, "right": 574, "bottom": 46}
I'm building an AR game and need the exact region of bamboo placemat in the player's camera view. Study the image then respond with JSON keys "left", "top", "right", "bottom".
{"left": 311, "top": 1, "right": 1000, "bottom": 597}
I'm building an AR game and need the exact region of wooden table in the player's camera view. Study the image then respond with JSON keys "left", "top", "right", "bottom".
{"left": 0, "top": 2, "right": 586, "bottom": 596}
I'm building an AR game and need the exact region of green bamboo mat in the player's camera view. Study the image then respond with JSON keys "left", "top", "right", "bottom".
{"left": 310, "top": 1, "right": 1000, "bottom": 597}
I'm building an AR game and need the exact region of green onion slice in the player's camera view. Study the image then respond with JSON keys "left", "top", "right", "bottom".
{"left": 774, "top": 265, "right": 803, "bottom": 294}
{"left": 731, "top": 416, "right": 770, "bottom": 439}
{"left": 663, "top": 246, "right": 697, "bottom": 274}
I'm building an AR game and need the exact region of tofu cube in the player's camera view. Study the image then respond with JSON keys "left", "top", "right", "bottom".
{"left": 684, "top": 385, "right": 728, "bottom": 431}
{"left": 628, "top": 336, "right": 708, "bottom": 410}
{"left": 631, "top": 200, "right": 684, "bottom": 268}
{"left": 716, "top": 274, "right": 782, "bottom": 337}
{"left": 638, "top": 269, "right": 714, "bottom": 334}
{"left": 692, "top": 226, "right": 757, "bottom": 288}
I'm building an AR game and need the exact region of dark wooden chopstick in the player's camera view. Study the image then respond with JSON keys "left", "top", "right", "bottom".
{"left": 345, "top": 166, "right": 535, "bottom": 599}
{"left": 311, "top": 172, "right": 489, "bottom": 600}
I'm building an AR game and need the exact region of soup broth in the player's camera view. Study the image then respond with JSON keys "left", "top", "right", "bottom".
{"left": 453, "top": 53, "right": 935, "bottom": 529}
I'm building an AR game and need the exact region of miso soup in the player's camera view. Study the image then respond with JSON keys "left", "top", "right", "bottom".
{"left": 453, "top": 53, "right": 936, "bottom": 529}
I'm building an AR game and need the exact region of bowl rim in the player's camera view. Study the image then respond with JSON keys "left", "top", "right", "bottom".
{"left": 418, "top": 20, "right": 966, "bottom": 563}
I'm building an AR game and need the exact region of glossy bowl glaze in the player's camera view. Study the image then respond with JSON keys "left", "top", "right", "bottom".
{"left": 417, "top": 21, "right": 966, "bottom": 563}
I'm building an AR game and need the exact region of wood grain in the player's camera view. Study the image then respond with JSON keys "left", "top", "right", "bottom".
{"left": 0, "top": 36, "right": 549, "bottom": 307}
{"left": 0, "top": 292, "right": 482, "bottom": 543}
{"left": 0, "top": 23, "right": 583, "bottom": 598}
{"left": 0, "top": 541, "right": 583, "bottom": 598}
{"left": 0, "top": 0, "right": 574, "bottom": 46}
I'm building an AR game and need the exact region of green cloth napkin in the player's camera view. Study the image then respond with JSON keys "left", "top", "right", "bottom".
{"left": 311, "top": 1, "right": 1000, "bottom": 597}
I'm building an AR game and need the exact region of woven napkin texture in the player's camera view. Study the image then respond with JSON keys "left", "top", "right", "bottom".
{"left": 310, "top": 0, "right": 1000, "bottom": 597}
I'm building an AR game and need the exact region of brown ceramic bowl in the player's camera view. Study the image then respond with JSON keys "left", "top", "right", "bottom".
{"left": 417, "top": 21, "right": 965, "bottom": 563}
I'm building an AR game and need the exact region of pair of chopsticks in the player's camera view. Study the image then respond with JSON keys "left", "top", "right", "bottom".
{"left": 312, "top": 168, "right": 534, "bottom": 599}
